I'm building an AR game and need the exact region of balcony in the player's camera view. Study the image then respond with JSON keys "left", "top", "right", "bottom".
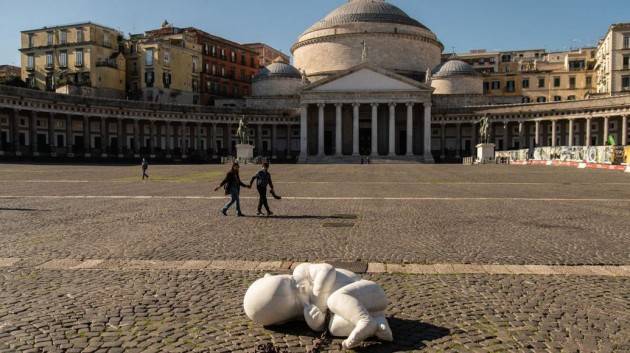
{"left": 96, "top": 59, "right": 118, "bottom": 69}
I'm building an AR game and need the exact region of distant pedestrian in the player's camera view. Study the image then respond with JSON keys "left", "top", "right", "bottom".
{"left": 141, "top": 158, "right": 149, "bottom": 180}
{"left": 215, "top": 162, "right": 250, "bottom": 217}
{"left": 250, "top": 161, "right": 277, "bottom": 216}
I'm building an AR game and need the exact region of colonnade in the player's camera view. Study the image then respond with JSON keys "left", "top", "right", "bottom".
{"left": 299, "top": 101, "right": 432, "bottom": 160}
{"left": 0, "top": 109, "right": 298, "bottom": 159}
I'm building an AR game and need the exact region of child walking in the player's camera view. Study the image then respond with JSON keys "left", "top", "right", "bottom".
{"left": 250, "top": 161, "right": 275, "bottom": 216}
{"left": 215, "top": 162, "right": 250, "bottom": 217}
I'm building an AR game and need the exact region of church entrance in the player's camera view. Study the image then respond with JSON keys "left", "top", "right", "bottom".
{"left": 359, "top": 128, "right": 371, "bottom": 155}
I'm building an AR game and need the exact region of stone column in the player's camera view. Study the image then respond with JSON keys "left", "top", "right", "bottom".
{"left": 9, "top": 110, "right": 18, "bottom": 152}
{"left": 471, "top": 122, "right": 478, "bottom": 155}
{"left": 318, "top": 103, "right": 325, "bottom": 157}
{"left": 335, "top": 103, "right": 343, "bottom": 157}
{"left": 622, "top": 115, "right": 628, "bottom": 146}
{"left": 518, "top": 121, "right": 525, "bottom": 148}
{"left": 568, "top": 119, "right": 574, "bottom": 147}
{"left": 423, "top": 103, "right": 432, "bottom": 162}
{"left": 117, "top": 119, "right": 124, "bottom": 155}
{"left": 352, "top": 103, "right": 359, "bottom": 156}
{"left": 388, "top": 103, "right": 396, "bottom": 156}
{"left": 439, "top": 123, "right": 446, "bottom": 159}
{"left": 585, "top": 118, "right": 591, "bottom": 147}
{"left": 503, "top": 121, "right": 510, "bottom": 150}
{"left": 149, "top": 121, "right": 156, "bottom": 155}
{"left": 257, "top": 124, "right": 263, "bottom": 156}
{"left": 406, "top": 103, "right": 413, "bottom": 156}
{"left": 286, "top": 124, "right": 291, "bottom": 156}
{"left": 48, "top": 113, "right": 55, "bottom": 151}
{"left": 190, "top": 122, "right": 195, "bottom": 152}
{"left": 30, "top": 111, "right": 37, "bottom": 154}
{"left": 455, "top": 123, "right": 462, "bottom": 158}
{"left": 210, "top": 123, "right": 216, "bottom": 156}
{"left": 197, "top": 123, "right": 203, "bottom": 153}
{"left": 300, "top": 105, "right": 308, "bottom": 160}
{"left": 83, "top": 116, "right": 90, "bottom": 154}
{"left": 205, "top": 123, "right": 211, "bottom": 155}
{"left": 272, "top": 124, "right": 277, "bottom": 158}
{"left": 603, "top": 117, "right": 609, "bottom": 145}
{"left": 133, "top": 120, "right": 140, "bottom": 154}
{"left": 534, "top": 120, "right": 540, "bottom": 146}
{"left": 181, "top": 122, "right": 187, "bottom": 155}
{"left": 551, "top": 120, "right": 557, "bottom": 147}
{"left": 66, "top": 116, "right": 73, "bottom": 153}
{"left": 101, "top": 118, "right": 108, "bottom": 155}
{"left": 371, "top": 103, "right": 378, "bottom": 157}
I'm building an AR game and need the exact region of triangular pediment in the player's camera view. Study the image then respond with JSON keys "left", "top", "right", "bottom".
{"left": 304, "top": 63, "right": 431, "bottom": 93}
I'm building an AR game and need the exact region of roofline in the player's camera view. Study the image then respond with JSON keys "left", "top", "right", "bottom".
{"left": 21, "top": 21, "right": 123, "bottom": 35}
{"left": 180, "top": 27, "right": 258, "bottom": 54}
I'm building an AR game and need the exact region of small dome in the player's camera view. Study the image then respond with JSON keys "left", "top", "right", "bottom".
{"left": 432, "top": 60, "right": 478, "bottom": 78}
{"left": 303, "top": 0, "right": 428, "bottom": 35}
{"left": 253, "top": 61, "right": 301, "bottom": 82}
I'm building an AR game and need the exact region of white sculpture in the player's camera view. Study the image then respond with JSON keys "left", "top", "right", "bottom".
{"left": 243, "top": 263, "right": 393, "bottom": 349}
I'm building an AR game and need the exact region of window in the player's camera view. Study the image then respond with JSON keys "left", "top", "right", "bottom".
{"left": 220, "top": 48, "right": 226, "bottom": 60}
{"left": 567, "top": 95, "right": 576, "bottom": 101}
{"left": 624, "top": 55, "right": 630, "bottom": 70}
{"left": 164, "top": 50, "right": 170, "bottom": 65}
{"left": 193, "top": 79, "right": 199, "bottom": 93}
{"left": 47, "top": 32, "right": 53, "bottom": 45}
{"left": 241, "top": 52, "right": 246, "bottom": 65}
{"left": 491, "top": 81, "right": 501, "bottom": 90}
{"left": 537, "top": 97, "right": 547, "bottom": 103}
{"left": 145, "top": 71, "right": 155, "bottom": 87}
{"left": 212, "top": 64, "right": 217, "bottom": 76}
{"left": 624, "top": 35, "right": 630, "bottom": 49}
{"left": 46, "top": 52, "right": 54, "bottom": 68}
{"left": 211, "top": 45, "right": 216, "bottom": 57}
{"left": 553, "top": 96, "right": 562, "bottom": 102}
{"left": 622, "top": 76, "right": 630, "bottom": 91}
{"left": 483, "top": 81, "right": 490, "bottom": 93}
{"left": 569, "top": 77, "right": 576, "bottom": 89}
{"left": 221, "top": 66, "right": 225, "bottom": 77}
{"left": 162, "top": 72, "right": 171, "bottom": 88}
{"left": 103, "top": 33, "right": 111, "bottom": 47}
{"left": 553, "top": 77, "right": 561, "bottom": 88}
{"left": 538, "top": 78, "right": 545, "bottom": 88}
{"left": 59, "top": 51, "right": 68, "bottom": 68}
{"left": 76, "top": 28, "right": 84, "bottom": 42}
{"left": 522, "top": 79, "right": 529, "bottom": 89}
{"left": 522, "top": 97, "right": 531, "bottom": 103}
{"left": 145, "top": 49, "right": 154, "bottom": 66}
{"left": 60, "top": 30, "right": 67, "bottom": 44}
{"left": 75, "top": 49, "right": 83, "bottom": 67}
{"left": 501, "top": 54, "right": 512, "bottom": 62}
{"left": 506, "top": 80, "right": 515, "bottom": 92}
{"left": 231, "top": 51, "right": 236, "bottom": 63}
{"left": 233, "top": 86, "right": 239, "bottom": 96}
{"left": 28, "top": 33, "right": 34, "bottom": 48}
{"left": 192, "top": 57, "right": 198, "bottom": 73}
{"left": 27, "top": 54, "right": 34, "bottom": 69}
{"left": 586, "top": 76, "right": 592, "bottom": 87}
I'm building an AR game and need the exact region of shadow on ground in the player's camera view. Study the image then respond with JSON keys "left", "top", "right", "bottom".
{"left": 264, "top": 317, "right": 450, "bottom": 352}
{"left": 0, "top": 208, "right": 49, "bottom": 212}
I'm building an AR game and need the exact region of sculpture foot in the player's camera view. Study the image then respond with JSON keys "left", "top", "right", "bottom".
{"left": 374, "top": 317, "right": 393, "bottom": 342}
{"left": 342, "top": 318, "right": 377, "bottom": 349}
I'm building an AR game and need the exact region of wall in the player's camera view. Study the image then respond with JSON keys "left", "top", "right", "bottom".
{"left": 252, "top": 77, "right": 303, "bottom": 97}
{"left": 432, "top": 76, "right": 483, "bottom": 95}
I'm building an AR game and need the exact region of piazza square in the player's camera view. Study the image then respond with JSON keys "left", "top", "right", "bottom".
{"left": 0, "top": 0, "right": 630, "bottom": 352}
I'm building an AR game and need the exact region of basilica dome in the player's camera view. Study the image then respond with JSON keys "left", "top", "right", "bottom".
{"left": 252, "top": 57, "right": 304, "bottom": 97}
{"left": 430, "top": 60, "right": 483, "bottom": 95}
{"left": 292, "top": 0, "right": 443, "bottom": 82}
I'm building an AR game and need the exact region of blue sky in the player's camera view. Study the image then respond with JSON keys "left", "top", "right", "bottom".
{"left": 1, "top": 0, "right": 628, "bottom": 66}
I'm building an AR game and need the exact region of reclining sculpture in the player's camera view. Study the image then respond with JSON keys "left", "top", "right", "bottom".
{"left": 243, "top": 263, "right": 393, "bottom": 349}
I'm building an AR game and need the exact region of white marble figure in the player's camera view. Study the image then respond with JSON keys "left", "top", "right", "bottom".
{"left": 243, "top": 263, "right": 393, "bottom": 349}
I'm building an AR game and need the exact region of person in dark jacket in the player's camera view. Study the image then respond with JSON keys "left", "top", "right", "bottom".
{"left": 215, "top": 162, "right": 250, "bottom": 216}
{"left": 250, "top": 161, "right": 275, "bottom": 216}
{"left": 141, "top": 158, "right": 149, "bottom": 180}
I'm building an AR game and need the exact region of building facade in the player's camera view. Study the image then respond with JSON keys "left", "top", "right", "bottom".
{"left": 244, "top": 43, "right": 290, "bottom": 68}
{"left": 0, "top": 65, "right": 21, "bottom": 82}
{"left": 19, "top": 22, "right": 126, "bottom": 99}
{"left": 125, "top": 25, "right": 202, "bottom": 105}
{"left": 595, "top": 23, "right": 630, "bottom": 95}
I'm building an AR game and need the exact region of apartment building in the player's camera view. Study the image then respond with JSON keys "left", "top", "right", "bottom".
{"left": 595, "top": 23, "right": 630, "bottom": 95}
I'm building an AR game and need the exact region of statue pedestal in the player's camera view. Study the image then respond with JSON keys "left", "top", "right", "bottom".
{"left": 476, "top": 143, "right": 495, "bottom": 164}
{"left": 236, "top": 144, "right": 254, "bottom": 162}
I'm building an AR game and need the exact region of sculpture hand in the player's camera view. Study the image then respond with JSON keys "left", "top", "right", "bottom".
{"left": 303, "top": 304, "right": 326, "bottom": 332}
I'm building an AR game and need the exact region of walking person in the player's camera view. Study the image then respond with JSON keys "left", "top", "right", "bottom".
{"left": 141, "top": 158, "right": 149, "bottom": 180}
{"left": 215, "top": 162, "right": 250, "bottom": 217}
{"left": 250, "top": 161, "right": 276, "bottom": 216}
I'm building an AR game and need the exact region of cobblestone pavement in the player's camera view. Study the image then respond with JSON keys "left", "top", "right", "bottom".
{"left": 0, "top": 164, "right": 629, "bottom": 352}
{"left": 1, "top": 164, "right": 629, "bottom": 265}
{"left": 0, "top": 268, "right": 627, "bottom": 353}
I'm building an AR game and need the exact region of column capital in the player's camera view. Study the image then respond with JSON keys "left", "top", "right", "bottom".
{"left": 371, "top": 103, "right": 379, "bottom": 108}
{"left": 388, "top": 102, "right": 397, "bottom": 108}
{"left": 334, "top": 103, "right": 343, "bottom": 108}
{"left": 317, "top": 103, "right": 326, "bottom": 108}
{"left": 352, "top": 102, "right": 360, "bottom": 108}
{"left": 406, "top": 102, "right": 415, "bottom": 108}
{"left": 424, "top": 102, "right": 432, "bottom": 108}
